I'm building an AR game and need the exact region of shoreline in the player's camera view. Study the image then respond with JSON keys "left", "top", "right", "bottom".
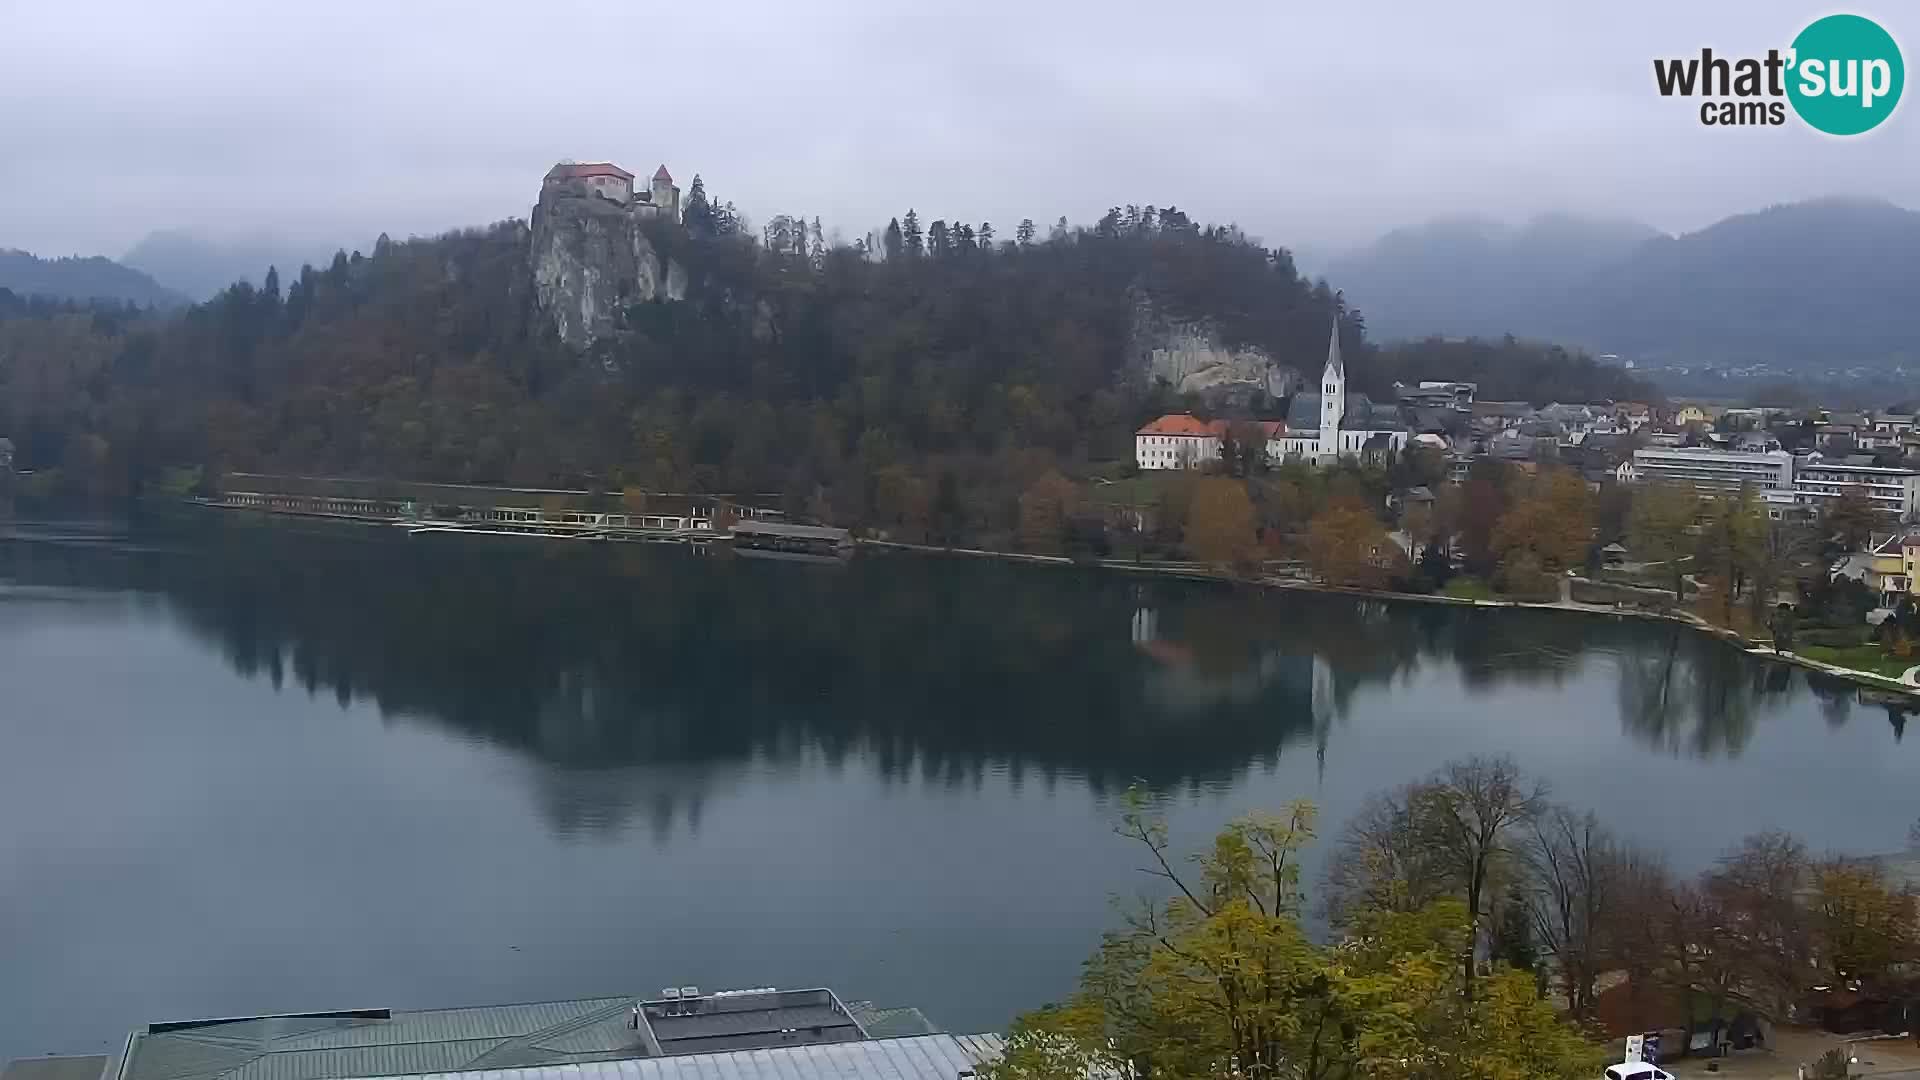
{"left": 857, "top": 538, "right": 1920, "bottom": 700}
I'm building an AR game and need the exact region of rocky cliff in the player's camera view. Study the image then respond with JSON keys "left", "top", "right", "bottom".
{"left": 530, "top": 186, "right": 686, "bottom": 350}
{"left": 1132, "top": 303, "right": 1297, "bottom": 410}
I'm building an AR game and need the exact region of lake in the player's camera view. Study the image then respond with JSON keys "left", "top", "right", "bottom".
{"left": 1, "top": 510, "right": 1915, "bottom": 1062}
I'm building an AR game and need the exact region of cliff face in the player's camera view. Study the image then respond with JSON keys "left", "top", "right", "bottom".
{"left": 1131, "top": 303, "right": 1297, "bottom": 410}
{"left": 529, "top": 186, "right": 685, "bottom": 350}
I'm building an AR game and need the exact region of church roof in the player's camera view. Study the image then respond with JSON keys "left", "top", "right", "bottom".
{"left": 1323, "top": 313, "right": 1344, "bottom": 380}
{"left": 653, "top": 164, "right": 674, "bottom": 181}
{"left": 1284, "top": 392, "right": 1405, "bottom": 432}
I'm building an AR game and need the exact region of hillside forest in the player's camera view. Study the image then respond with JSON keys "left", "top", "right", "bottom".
{"left": 0, "top": 190, "right": 1652, "bottom": 550}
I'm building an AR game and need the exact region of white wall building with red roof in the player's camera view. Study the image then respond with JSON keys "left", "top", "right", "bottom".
{"left": 543, "top": 161, "right": 680, "bottom": 220}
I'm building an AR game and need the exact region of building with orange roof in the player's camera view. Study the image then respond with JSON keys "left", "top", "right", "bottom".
{"left": 1134, "top": 415, "right": 1284, "bottom": 470}
{"left": 542, "top": 161, "right": 680, "bottom": 220}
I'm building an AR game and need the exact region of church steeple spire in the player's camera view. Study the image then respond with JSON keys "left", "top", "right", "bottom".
{"left": 1324, "top": 310, "right": 1344, "bottom": 381}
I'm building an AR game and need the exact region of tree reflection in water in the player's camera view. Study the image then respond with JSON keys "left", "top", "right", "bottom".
{"left": 0, "top": 512, "right": 1891, "bottom": 838}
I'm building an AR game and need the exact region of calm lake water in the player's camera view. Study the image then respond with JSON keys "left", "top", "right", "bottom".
{"left": 2, "top": 510, "right": 1916, "bottom": 1061}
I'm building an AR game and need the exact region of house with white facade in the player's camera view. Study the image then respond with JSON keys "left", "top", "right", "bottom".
{"left": 1135, "top": 415, "right": 1283, "bottom": 470}
{"left": 1267, "top": 316, "right": 1409, "bottom": 464}
{"left": 1135, "top": 414, "right": 1223, "bottom": 470}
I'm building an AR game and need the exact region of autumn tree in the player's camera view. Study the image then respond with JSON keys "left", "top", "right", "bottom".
{"left": 1811, "top": 856, "right": 1917, "bottom": 983}
{"left": 992, "top": 789, "right": 1603, "bottom": 1080}
{"left": 1306, "top": 501, "right": 1396, "bottom": 588}
{"left": 1822, "top": 485, "right": 1878, "bottom": 551}
{"left": 1454, "top": 460, "right": 1513, "bottom": 577}
{"left": 1524, "top": 806, "right": 1617, "bottom": 1019}
{"left": 1694, "top": 483, "right": 1769, "bottom": 624}
{"left": 1629, "top": 481, "right": 1699, "bottom": 601}
{"left": 1018, "top": 470, "right": 1079, "bottom": 554}
{"left": 1705, "top": 830, "right": 1812, "bottom": 1018}
{"left": 1491, "top": 466, "right": 1594, "bottom": 574}
{"left": 1185, "top": 476, "right": 1257, "bottom": 569}
{"left": 1413, "top": 755, "right": 1549, "bottom": 1003}
{"left": 1324, "top": 782, "right": 1452, "bottom": 927}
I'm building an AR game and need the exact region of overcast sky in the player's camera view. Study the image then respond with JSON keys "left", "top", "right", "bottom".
{"left": 2, "top": 0, "right": 1914, "bottom": 262}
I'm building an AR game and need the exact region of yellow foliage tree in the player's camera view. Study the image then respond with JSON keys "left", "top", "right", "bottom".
{"left": 1185, "top": 477, "right": 1257, "bottom": 569}
{"left": 986, "top": 793, "right": 1605, "bottom": 1080}
{"left": 1307, "top": 502, "right": 1398, "bottom": 588}
{"left": 1491, "top": 467, "right": 1593, "bottom": 574}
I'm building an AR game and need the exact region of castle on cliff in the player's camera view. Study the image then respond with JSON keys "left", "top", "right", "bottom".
{"left": 541, "top": 161, "right": 680, "bottom": 220}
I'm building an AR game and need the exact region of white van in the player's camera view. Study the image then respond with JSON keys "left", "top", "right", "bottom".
{"left": 1604, "top": 1065, "right": 1674, "bottom": 1080}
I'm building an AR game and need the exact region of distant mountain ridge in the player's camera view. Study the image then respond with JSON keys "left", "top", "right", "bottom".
{"left": 1330, "top": 197, "right": 1920, "bottom": 370}
{"left": 123, "top": 229, "right": 338, "bottom": 302}
{"left": 1327, "top": 213, "right": 1661, "bottom": 342}
{"left": 0, "top": 248, "right": 187, "bottom": 308}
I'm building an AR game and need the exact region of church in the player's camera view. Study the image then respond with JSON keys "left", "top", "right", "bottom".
{"left": 1268, "top": 316, "right": 1409, "bottom": 464}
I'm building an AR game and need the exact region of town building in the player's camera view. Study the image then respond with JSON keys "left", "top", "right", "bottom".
{"left": 1794, "top": 458, "right": 1920, "bottom": 521}
{"left": 1395, "top": 381, "right": 1476, "bottom": 409}
{"left": 542, "top": 161, "right": 681, "bottom": 220}
{"left": 1671, "top": 404, "right": 1715, "bottom": 427}
{"left": 1623, "top": 446, "right": 1795, "bottom": 494}
{"left": 1133, "top": 415, "right": 1283, "bottom": 470}
{"left": 76, "top": 987, "right": 991, "bottom": 1080}
{"left": 1621, "top": 445, "right": 1920, "bottom": 523}
{"left": 1862, "top": 531, "right": 1920, "bottom": 601}
{"left": 1269, "top": 317, "right": 1408, "bottom": 463}
{"left": 1135, "top": 414, "right": 1224, "bottom": 470}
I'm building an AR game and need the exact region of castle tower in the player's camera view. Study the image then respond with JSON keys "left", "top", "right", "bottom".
{"left": 1318, "top": 311, "right": 1345, "bottom": 460}
{"left": 650, "top": 165, "right": 679, "bottom": 220}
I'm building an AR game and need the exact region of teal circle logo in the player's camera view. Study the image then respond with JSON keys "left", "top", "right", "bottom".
{"left": 1787, "top": 14, "right": 1904, "bottom": 135}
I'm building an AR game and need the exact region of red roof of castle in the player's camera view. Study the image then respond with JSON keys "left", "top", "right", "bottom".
{"left": 546, "top": 162, "right": 634, "bottom": 182}
{"left": 653, "top": 165, "right": 673, "bottom": 181}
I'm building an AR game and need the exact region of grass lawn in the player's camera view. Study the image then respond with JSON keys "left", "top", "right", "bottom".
{"left": 1797, "top": 643, "right": 1915, "bottom": 680}
{"left": 1441, "top": 576, "right": 1495, "bottom": 601}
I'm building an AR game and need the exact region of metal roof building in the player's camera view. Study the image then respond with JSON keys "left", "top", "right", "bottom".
{"left": 326, "top": 1034, "right": 1005, "bottom": 1080}
{"left": 108, "top": 991, "right": 964, "bottom": 1080}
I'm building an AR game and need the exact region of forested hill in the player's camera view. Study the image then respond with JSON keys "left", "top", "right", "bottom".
{"left": 0, "top": 248, "right": 187, "bottom": 308}
{"left": 0, "top": 203, "right": 1650, "bottom": 535}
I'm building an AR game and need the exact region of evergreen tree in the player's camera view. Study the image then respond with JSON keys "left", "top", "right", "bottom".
{"left": 902, "top": 209, "right": 923, "bottom": 257}
{"left": 683, "top": 175, "right": 714, "bottom": 236}
{"left": 977, "top": 221, "right": 994, "bottom": 248}
{"left": 1016, "top": 218, "right": 1036, "bottom": 246}
{"left": 262, "top": 266, "right": 281, "bottom": 305}
{"left": 955, "top": 223, "right": 976, "bottom": 252}
{"left": 883, "top": 217, "right": 904, "bottom": 261}
{"left": 927, "top": 220, "right": 949, "bottom": 256}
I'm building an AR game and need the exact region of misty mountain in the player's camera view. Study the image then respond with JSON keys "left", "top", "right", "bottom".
{"left": 1331, "top": 198, "right": 1920, "bottom": 371}
{"left": 0, "top": 248, "right": 187, "bottom": 308}
{"left": 123, "top": 230, "right": 337, "bottom": 302}
{"left": 1327, "top": 213, "right": 1660, "bottom": 342}
{"left": 1566, "top": 198, "right": 1920, "bottom": 367}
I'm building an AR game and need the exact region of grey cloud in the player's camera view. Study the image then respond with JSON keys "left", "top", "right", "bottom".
{"left": 1, "top": 0, "right": 1914, "bottom": 261}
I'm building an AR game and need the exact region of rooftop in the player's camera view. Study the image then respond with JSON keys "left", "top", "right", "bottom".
{"left": 1135, "top": 414, "right": 1217, "bottom": 437}
{"left": 115, "top": 991, "right": 921, "bottom": 1080}
{"left": 3, "top": 1059, "right": 108, "bottom": 1080}
{"left": 546, "top": 163, "right": 635, "bottom": 183}
{"left": 328, "top": 1033, "right": 1003, "bottom": 1080}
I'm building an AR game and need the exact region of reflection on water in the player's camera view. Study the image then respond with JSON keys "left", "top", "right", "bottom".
{"left": 4, "top": 514, "right": 1913, "bottom": 839}
{"left": 2, "top": 511, "right": 1917, "bottom": 1062}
